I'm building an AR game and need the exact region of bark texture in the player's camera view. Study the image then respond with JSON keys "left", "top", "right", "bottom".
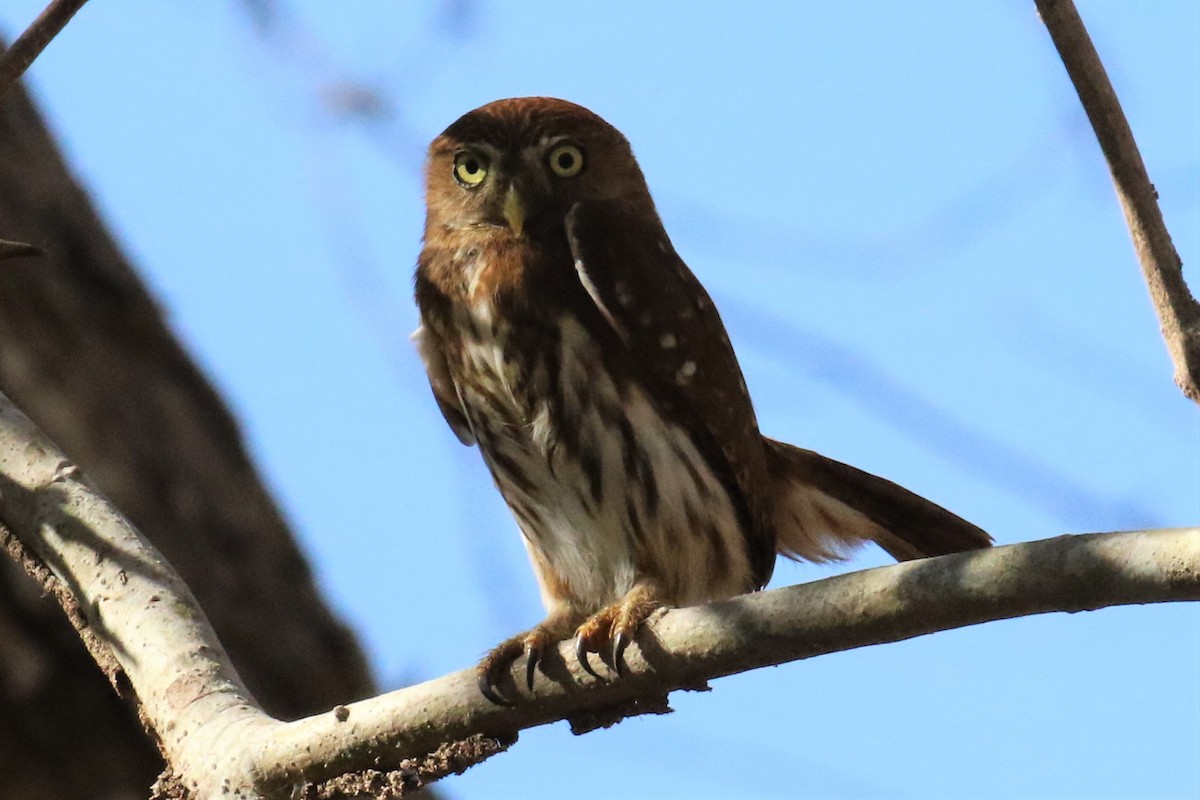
{"left": 0, "top": 75, "right": 374, "bottom": 799}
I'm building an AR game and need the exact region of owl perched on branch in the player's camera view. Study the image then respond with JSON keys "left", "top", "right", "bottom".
{"left": 414, "top": 97, "right": 991, "bottom": 704}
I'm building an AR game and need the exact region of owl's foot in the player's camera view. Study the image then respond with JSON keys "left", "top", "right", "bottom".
{"left": 573, "top": 584, "right": 665, "bottom": 679}
{"left": 477, "top": 588, "right": 665, "bottom": 703}
{"left": 478, "top": 614, "right": 577, "bottom": 705}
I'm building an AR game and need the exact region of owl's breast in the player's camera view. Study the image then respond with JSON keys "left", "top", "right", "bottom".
{"left": 450, "top": 306, "right": 756, "bottom": 612}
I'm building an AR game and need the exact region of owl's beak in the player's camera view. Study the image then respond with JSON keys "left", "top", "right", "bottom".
{"left": 502, "top": 185, "right": 526, "bottom": 238}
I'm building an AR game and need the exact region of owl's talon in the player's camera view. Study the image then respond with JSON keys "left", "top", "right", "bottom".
{"left": 477, "top": 671, "right": 514, "bottom": 706}
{"left": 612, "top": 630, "right": 631, "bottom": 677}
{"left": 478, "top": 617, "right": 580, "bottom": 702}
{"left": 524, "top": 643, "right": 541, "bottom": 692}
{"left": 575, "top": 634, "right": 605, "bottom": 681}
{"left": 478, "top": 632, "right": 536, "bottom": 704}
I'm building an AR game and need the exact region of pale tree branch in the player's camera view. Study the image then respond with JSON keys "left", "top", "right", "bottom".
{"left": 2, "top": 385, "right": 1197, "bottom": 797}
{"left": 0, "top": 391, "right": 273, "bottom": 795}
{"left": 1036, "top": 0, "right": 1200, "bottom": 403}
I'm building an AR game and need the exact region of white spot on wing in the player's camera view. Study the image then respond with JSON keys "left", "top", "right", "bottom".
{"left": 614, "top": 281, "right": 634, "bottom": 309}
{"left": 675, "top": 360, "right": 698, "bottom": 385}
{"left": 659, "top": 333, "right": 677, "bottom": 350}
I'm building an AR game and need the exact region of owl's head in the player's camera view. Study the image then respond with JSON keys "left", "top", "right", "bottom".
{"left": 424, "top": 97, "right": 654, "bottom": 242}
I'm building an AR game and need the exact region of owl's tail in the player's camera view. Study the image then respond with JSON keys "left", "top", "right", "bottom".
{"left": 763, "top": 437, "right": 992, "bottom": 563}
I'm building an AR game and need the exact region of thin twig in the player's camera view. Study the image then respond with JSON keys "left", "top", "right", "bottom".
{"left": 0, "top": 0, "right": 90, "bottom": 103}
{"left": 1036, "top": 0, "right": 1200, "bottom": 403}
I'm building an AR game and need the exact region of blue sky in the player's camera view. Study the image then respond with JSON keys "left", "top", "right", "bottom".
{"left": 4, "top": 2, "right": 1197, "bottom": 798}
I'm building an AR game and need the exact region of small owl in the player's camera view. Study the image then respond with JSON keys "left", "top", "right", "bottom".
{"left": 414, "top": 97, "right": 990, "bottom": 703}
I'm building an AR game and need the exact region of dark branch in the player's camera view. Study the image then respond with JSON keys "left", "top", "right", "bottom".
{"left": 0, "top": 0, "right": 90, "bottom": 102}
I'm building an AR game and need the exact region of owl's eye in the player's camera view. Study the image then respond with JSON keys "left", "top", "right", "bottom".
{"left": 453, "top": 151, "right": 489, "bottom": 187}
{"left": 547, "top": 143, "right": 585, "bottom": 178}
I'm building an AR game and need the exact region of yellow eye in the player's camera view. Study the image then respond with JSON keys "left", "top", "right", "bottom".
{"left": 453, "top": 151, "right": 489, "bottom": 187}
{"left": 547, "top": 143, "right": 585, "bottom": 178}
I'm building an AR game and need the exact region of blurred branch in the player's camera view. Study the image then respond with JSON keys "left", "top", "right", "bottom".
{"left": 3, "top": 380, "right": 1195, "bottom": 796}
{"left": 1037, "top": 0, "right": 1200, "bottom": 404}
{"left": 721, "top": 297, "right": 1156, "bottom": 528}
{"left": 670, "top": 118, "right": 1083, "bottom": 282}
{"left": 0, "top": 0, "right": 88, "bottom": 101}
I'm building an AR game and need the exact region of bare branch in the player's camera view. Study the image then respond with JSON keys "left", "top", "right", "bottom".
{"left": 1036, "top": 0, "right": 1200, "bottom": 403}
{"left": 3, "top": 379, "right": 1196, "bottom": 796}
{"left": 0, "top": 0, "right": 90, "bottom": 102}
{"left": 255, "top": 526, "right": 1197, "bottom": 794}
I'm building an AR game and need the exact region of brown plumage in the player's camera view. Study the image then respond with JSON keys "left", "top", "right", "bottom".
{"left": 413, "top": 97, "right": 991, "bottom": 703}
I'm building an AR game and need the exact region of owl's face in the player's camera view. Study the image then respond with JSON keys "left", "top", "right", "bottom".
{"left": 424, "top": 97, "right": 654, "bottom": 242}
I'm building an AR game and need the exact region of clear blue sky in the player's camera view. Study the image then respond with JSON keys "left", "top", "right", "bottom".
{"left": 4, "top": 2, "right": 1198, "bottom": 798}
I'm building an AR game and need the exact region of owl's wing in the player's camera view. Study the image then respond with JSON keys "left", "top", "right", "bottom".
{"left": 411, "top": 324, "right": 475, "bottom": 446}
{"left": 565, "top": 200, "right": 776, "bottom": 587}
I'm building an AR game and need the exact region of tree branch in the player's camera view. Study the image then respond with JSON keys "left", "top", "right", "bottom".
{"left": 1036, "top": 0, "right": 1200, "bottom": 403}
{"left": 253, "top": 524, "right": 1197, "bottom": 797}
{"left": 2, "top": 384, "right": 1196, "bottom": 796}
{"left": 0, "top": 0, "right": 89, "bottom": 102}
{"left": 0, "top": 390, "right": 275, "bottom": 795}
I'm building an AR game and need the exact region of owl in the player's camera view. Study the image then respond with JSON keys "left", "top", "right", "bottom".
{"left": 414, "top": 97, "right": 991, "bottom": 703}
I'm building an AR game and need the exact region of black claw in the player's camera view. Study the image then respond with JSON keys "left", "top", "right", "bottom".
{"left": 575, "top": 635, "right": 605, "bottom": 681}
{"left": 612, "top": 631, "right": 631, "bottom": 677}
{"left": 524, "top": 645, "right": 540, "bottom": 692}
{"left": 478, "top": 671, "right": 514, "bottom": 706}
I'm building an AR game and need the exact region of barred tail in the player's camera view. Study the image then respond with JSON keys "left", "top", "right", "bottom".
{"left": 763, "top": 437, "right": 993, "bottom": 563}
